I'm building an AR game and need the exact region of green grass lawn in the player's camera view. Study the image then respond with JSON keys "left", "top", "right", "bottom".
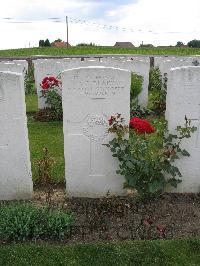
{"left": 25, "top": 94, "right": 38, "bottom": 114}
{"left": 1, "top": 46, "right": 200, "bottom": 57}
{"left": 28, "top": 118, "right": 64, "bottom": 183}
{"left": 25, "top": 94, "right": 64, "bottom": 183}
{"left": 0, "top": 239, "right": 199, "bottom": 266}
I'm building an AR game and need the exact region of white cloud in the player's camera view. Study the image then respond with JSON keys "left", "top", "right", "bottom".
{"left": 0, "top": 0, "right": 200, "bottom": 49}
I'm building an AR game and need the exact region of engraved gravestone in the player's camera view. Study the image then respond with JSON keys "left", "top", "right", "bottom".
{"left": 166, "top": 66, "right": 200, "bottom": 192}
{"left": 62, "top": 66, "right": 131, "bottom": 197}
{"left": 101, "top": 57, "right": 150, "bottom": 107}
{"left": 0, "top": 71, "right": 33, "bottom": 200}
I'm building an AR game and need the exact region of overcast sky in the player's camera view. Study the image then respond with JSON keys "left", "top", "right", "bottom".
{"left": 0, "top": 0, "right": 200, "bottom": 50}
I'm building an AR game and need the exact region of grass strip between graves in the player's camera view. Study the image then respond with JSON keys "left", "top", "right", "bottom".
{"left": 27, "top": 118, "right": 64, "bottom": 183}
{"left": 0, "top": 239, "right": 199, "bottom": 266}
{"left": 25, "top": 94, "right": 38, "bottom": 114}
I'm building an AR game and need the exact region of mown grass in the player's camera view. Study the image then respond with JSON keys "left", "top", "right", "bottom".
{"left": 25, "top": 94, "right": 64, "bottom": 183}
{"left": 1, "top": 46, "right": 200, "bottom": 57}
{"left": 25, "top": 94, "right": 38, "bottom": 114}
{"left": 28, "top": 118, "right": 64, "bottom": 183}
{"left": 0, "top": 239, "right": 199, "bottom": 266}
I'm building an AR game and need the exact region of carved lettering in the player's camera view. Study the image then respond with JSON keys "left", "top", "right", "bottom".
{"left": 67, "top": 75, "right": 125, "bottom": 97}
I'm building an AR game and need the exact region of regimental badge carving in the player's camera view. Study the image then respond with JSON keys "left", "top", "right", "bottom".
{"left": 83, "top": 114, "right": 109, "bottom": 141}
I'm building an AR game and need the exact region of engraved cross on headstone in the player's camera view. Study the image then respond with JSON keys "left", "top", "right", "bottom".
{"left": 82, "top": 98, "right": 108, "bottom": 176}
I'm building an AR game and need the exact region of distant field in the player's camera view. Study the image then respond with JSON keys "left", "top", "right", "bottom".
{"left": 1, "top": 46, "right": 200, "bottom": 57}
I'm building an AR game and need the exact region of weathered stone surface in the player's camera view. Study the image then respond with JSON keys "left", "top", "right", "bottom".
{"left": 62, "top": 66, "right": 131, "bottom": 197}
{"left": 0, "top": 71, "right": 33, "bottom": 200}
{"left": 166, "top": 66, "right": 200, "bottom": 193}
{"left": 33, "top": 57, "right": 150, "bottom": 108}
{"left": 0, "top": 61, "right": 28, "bottom": 78}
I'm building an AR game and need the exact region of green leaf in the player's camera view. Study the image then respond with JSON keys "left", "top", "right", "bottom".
{"left": 125, "top": 175, "right": 137, "bottom": 187}
{"left": 181, "top": 149, "right": 190, "bottom": 157}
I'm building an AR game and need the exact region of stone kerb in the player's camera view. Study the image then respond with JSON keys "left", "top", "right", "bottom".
{"left": 166, "top": 66, "right": 200, "bottom": 193}
{"left": 0, "top": 71, "right": 33, "bottom": 200}
{"left": 61, "top": 66, "right": 131, "bottom": 197}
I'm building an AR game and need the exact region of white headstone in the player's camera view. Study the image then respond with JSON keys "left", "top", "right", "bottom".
{"left": 33, "top": 60, "right": 63, "bottom": 109}
{"left": 0, "top": 61, "right": 27, "bottom": 78}
{"left": 62, "top": 66, "right": 131, "bottom": 197}
{"left": 155, "top": 56, "right": 200, "bottom": 77}
{"left": 0, "top": 71, "right": 33, "bottom": 200}
{"left": 166, "top": 66, "right": 200, "bottom": 193}
{"left": 34, "top": 57, "right": 149, "bottom": 109}
{"left": 101, "top": 57, "right": 150, "bottom": 107}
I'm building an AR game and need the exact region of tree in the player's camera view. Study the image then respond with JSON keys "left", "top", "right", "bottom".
{"left": 54, "top": 38, "right": 62, "bottom": 42}
{"left": 176, "top": 41, "right": 184, "bottom": 47}
{"left": 44, "top": 39, "right": 51, "bottom": 47}
{"left": 39, "top": 39, "right": 51, "bottom": 47}
{"left": 187, "top": 39, "right": 200, "bottom": 48}
{"left": 39, "top": 40, "right": 45, "bottom": 47}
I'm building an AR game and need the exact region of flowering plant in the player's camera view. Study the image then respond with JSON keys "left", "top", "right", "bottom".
{"left": 41, "top": 76, "right": 60, "bottom": 90}
{"left": 105, "top": 114, "right": 196, "bottom": 198}
{"left": 129, "top": 117, "right": 155, "bottom": 134}
{"left": 40, "top": 75, "right": 62, "bottom": 120}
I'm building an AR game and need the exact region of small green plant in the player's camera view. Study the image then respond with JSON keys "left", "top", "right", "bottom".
{"left": 130, "top": 103, "right": 152, "bottom": 119}
{"left": 37, "top": 147, "right": 55, "bottom": 205}
{"left": 149, "top": 67, "right": 167, "bottom": 113}
{"left": 131, "top": 72, "right": 143, "bottom": 101}
{"left": 149, "top": 67, "right": 162, "bottom": 91}
{"left": 24, "top": 63, "right": 35, "bottom": 95}
{"left": 106, "top": 114, "right": 196, "bottom": 198}
{"left": 0, "top": 203, "right": 74, "bottom": 242}
{"left": 40, "top": 76, "right": 63, "bottom": 120}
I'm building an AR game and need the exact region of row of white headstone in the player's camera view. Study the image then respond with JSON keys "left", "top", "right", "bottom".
{"left": 33, "top": 56, "right": 150, "bottom": 109}
{"left": 0, "top": 64, "right": 200, "bottom": 200}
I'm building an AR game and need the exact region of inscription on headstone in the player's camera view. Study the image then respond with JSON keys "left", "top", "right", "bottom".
{"left": 62, "top": 67, "right": 131, "bottom": 197}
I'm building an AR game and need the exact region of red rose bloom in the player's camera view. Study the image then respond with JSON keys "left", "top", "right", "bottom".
{"left": 108, "top": 116, "right": 114, "bottom": 126}
{"left": 41, "top": 76, "right": 60, "bottom": 90}
{"left": 41, "top": 82, "right": 49, "bottom": 90}
{"left": 130, "top": 117, "right": 155, "bottom": 134}
{"left": 42, "top": 77, "right": 49, "bottom": 84}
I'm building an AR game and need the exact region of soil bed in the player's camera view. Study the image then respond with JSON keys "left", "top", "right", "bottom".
{"left": 33, "top": 188, "right": 200, "bottom": 243}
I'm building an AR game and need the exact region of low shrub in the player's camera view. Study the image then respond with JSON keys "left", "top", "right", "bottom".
{"left": 148, "top": 67, "right": 167, "bottom": 113}
{"left": 130, "top": 103, "right": 152, "bottom": 119}
{"left": 0, "top": 203, "right": 74, "bottom": 242}
{"left": 40, "top": 76, "right": 63, "bottom": 121}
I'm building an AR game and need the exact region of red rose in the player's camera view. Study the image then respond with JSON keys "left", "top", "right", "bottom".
{"left": 108, "top": 116, "right": 114, "bottom": 126}
{"left": 130, "top": 117, "right": 155, "bottom": 134}
{"left": 42, "top": 77, "right": 49, "bottom": 84}
{"left": 41, "top": 82, "right": 49, "bottom": 90}
{"left": 40, "top": 76, "right": 60, "bottom": 90}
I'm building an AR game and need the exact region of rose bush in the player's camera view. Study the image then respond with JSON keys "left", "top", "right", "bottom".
{"left": 40, "top": 75, "right": 62, "bottom": 120}
{"left": 105, "top": 114, "right": 196, "bottom": 198}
